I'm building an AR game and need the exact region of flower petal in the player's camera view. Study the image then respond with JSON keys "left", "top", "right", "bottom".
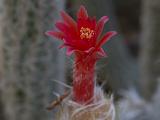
{"left": 66, "top": 47, "right": 74, "bottom": 56}
{"left": 84, "top": 47, "right": 95, "bottom": 53}
{"left": 55, "top": 21, "right": 78, "bottom": 39}
{"left": 97, "top": 48, "right": 107, "bottom": 57}
{"left": 60, "top": 11, "right": 77, "bottom": 30}
{"left": 58, "top": 44, "right": 66, "bottom": 49}
{"left": 95, "top": 16, "right": 109, "bottom": 39}
{"left": 45, "top": 31, "right": 64, "bottom": 40}
{"left": 96, "top": 31, "right": 117, "bottom": 49}
{"left": 55, "top": 22, "right": 69, "bottom": 34}
{"left": 77, "top": 5, "right": 88, "bottom": 19}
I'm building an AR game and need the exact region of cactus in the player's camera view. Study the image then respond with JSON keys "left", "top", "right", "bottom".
{"left": 0, "top": 0, "right": 65, "bottom": 120}
{"left": 47, "top": 5, "right": 116, "bottom": 120}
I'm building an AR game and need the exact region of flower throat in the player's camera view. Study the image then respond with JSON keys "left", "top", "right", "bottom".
{"left": 80, "top": 27, "right": 94, "bottom": 39}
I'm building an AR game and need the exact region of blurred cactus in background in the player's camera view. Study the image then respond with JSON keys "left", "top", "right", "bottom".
{"left": 118, "top": 80, "right": 160, "bottom": 120}
{"left": 140, "top": 0, "right": 160, "bottom": 99}
{"left": 118, "top": 88, "right": 150, "bottom": 120}
{"left": 118, "top": 0, "right": 160, "bottom": 119}
{"left": 0, "top": 0, "right": 65, "bottom": 120}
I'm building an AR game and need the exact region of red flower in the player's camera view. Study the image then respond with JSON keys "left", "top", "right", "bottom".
{"left": 46, "top": 5, "right": 117, "bottom": 104}
{"left": 46, "top": 5, "right": 117, "bottom": 56}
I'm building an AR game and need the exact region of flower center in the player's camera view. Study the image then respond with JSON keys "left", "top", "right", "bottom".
{"left": 80, "top": 27, "right": 94, "bottom": 39}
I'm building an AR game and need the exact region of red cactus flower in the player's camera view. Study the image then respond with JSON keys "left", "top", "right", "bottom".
{"left": 46, "top": 5, "right": 117, "bottom": 104}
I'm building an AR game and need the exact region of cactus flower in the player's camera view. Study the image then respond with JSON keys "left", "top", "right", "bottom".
{"left": 46, "top": 5, "right": 117, "bottom": 104}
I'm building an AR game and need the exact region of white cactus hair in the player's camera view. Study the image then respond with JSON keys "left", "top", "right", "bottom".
{"left": 57, "top": 86, "right": 115, "bottom": 120}
{"left": 118, "top": 88, "right": 150, "bottom": 120}
{"left": 117, "top": 78, "right": 160, "bottom": 120}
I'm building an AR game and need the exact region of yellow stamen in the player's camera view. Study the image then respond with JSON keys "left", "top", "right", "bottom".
{"left": 80, "top": 27, "right": 94, "bottom": 39}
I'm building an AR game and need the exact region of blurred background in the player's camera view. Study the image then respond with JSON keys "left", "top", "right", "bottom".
{"left": 0, "top": 0, "right": 160, "bottom": 120}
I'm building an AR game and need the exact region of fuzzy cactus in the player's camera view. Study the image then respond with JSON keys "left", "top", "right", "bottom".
{"left": 47, "top": 5, "right": 116, "bottom": 120}
{"left": 0, "top": 0, "right": 66, "bottom": 120}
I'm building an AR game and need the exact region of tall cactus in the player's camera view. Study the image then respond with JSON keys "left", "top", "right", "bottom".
{"left": 0, "top": 0, "right": 65, "bottom": 120}
{"left": 140, "top": 0, "right": 160, "bottom": 99}
{"left": 0, "top": 0, "right": 5, "bottom": 119}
